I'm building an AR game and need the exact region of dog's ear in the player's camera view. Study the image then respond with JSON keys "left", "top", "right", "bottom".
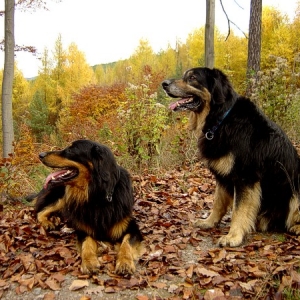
{"left": 209, "top": 69, "right": 227, "bottom": 104}
{"left": 91, "top": 145, "right": 119, "bottom": 197}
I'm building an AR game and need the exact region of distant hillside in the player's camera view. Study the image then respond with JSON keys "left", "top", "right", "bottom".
{"left": 91, "top": 61, "right": 117, "bottom": 71}
{"left": 26, "top": 61, "right": 118, "bottom": 81}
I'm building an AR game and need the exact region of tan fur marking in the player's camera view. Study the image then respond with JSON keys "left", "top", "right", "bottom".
{"left": 188, "top": 88, "right": 211, "bottom": 135}
{"left": 286, "top": 195, "right": 300, "bottom": 233}
{"left": 115, "top": 234, "right": 144, "bottom": 275}
{"left": 209, "top": 153, "right": 235, "bottom": 176}
{"left": 109, "top": 217, "right": 131, "bottom": 240}
{"left": 195, "top": 183, "right": 233, "bottom": 228}
{"left": 257, "top": 216, "right": 269, "bottom": 232}
{"left": 80, "top": 236, "right": 100, "bottom": 274}
{"left": 37, "top": 198, "right": 65, "bottom": 230}
{"left": 218, "top": 182, "right": 261, "bottom": 247}
{"left": 75, "top": 222, "right": 94, "bottom": 237}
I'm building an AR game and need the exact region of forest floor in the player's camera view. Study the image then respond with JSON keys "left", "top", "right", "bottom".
{"left": 1, "top": 162, "right": 300, "bottom": 300}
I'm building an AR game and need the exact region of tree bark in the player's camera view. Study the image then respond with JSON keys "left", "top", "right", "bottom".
{"left": 205, "top": 0, "right": 215, "bottom": 69}
{"left": 2, "top": 0, "right": 15, "bottom": 157}
{"left": 246, "top": 0, "right": 262, "bottom": 98}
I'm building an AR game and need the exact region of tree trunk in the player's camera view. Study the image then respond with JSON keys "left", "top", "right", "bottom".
{"left": 205, "top": 0, "right": 215, "bottom": 69}
{"left": 246, "top": 0, "right": 262, "bottom": 98}
{"left": 2, "top": 0, "right": 15, "bottom": 157}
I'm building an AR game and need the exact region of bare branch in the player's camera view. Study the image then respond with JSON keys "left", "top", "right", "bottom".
{"left": 0, "top": 39, "right": 37, "bottom": 53}
{"left": 15, "top": 44, "right": 37, "bottom": 53}
{"left": 233, "top": 0, "right": 244, "bottom": 10}
{"left": 219, "top": 0, "right": 231, "bottom": 41}
{"left": 220, "top": 0, "right": 248, "bottom": 41}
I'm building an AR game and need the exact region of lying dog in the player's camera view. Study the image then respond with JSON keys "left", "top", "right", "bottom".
{"left": 34, "top": 139, "right": 143, "bottom": 275}
{"left": 162, "top": 67, "right": 300, "bottom": 247}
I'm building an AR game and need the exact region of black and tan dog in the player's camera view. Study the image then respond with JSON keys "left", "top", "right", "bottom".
{"left": 34, "top": 139, "right": 143, "bottom": 275}
{"left": 162, "top": 67, "right": 300, "bottom": 247}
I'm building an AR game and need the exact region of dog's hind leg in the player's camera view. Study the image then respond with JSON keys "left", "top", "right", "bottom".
{"left": 195, "top": 182, "right": 233, "bottom": 228}
{"left": 115, "top": 220, "right": 144, "bottom": 275}
{"left": 218, "top": 182, "right": 261, "bottom": 247}
{"left": 286, "top": 195, "right": 300, "bottom": 234}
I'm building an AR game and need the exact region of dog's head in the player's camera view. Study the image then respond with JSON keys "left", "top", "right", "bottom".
{"left": 162, "top": 67, "right": 235, "bottom": 112}
{"left": 39, "top": 140, "right": 120, "bottom": 200}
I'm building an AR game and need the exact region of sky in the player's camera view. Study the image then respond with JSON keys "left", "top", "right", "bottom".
{"left": 0, "top": 0, "right": 298, "bottom": 78}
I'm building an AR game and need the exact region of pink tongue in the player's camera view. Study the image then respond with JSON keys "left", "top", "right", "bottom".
{"left": 169, "top": 101, "right": 179, "bottom": 110}
{"left": 44, "top": 169, "right": 69, "bottom": 189}
{"left": 169, "top": 98, "right": 190, "bottom": 110}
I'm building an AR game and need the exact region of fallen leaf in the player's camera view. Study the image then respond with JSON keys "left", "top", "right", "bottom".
{"left": 136, "top": 295, "right": 149, "bottom": 300}
{"left": 45, "top": 278, "right": 61, "bottom": 291}
{"left": 196, "top": 267, "right": 220, "bottom": 277}
{"left": 69, "top": 279, "right": 89, "bottom": 291}
{"left": 204, "top": 288, "right": 225, "bottom": 300}
{"left": 168, "top": 284, "right": 179, "bottom": 293}
{"left": 43, "top": 292, "right": 56, "bottom": 300}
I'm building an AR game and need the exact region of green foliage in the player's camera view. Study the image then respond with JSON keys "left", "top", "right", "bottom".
{"left": 251, "top": 55, "right": 300, "bottom": 139}
{"left": 27, "top": 91, "right": 53, "bottom": 142}
{"left": 116, "top": 74, "right": 169, "bottom": 169}
{"left": 282, "top": 287, "right": 300, "bottom": 300}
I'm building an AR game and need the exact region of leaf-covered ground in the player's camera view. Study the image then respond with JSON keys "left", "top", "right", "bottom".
{"left": 1, "top": 162, "right": 300, "bottom": 299}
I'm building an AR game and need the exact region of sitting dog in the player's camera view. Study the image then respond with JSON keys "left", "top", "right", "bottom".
{"left": 162, "top": 67, "right": 300, "bottom": 247}
{"left": 34, "top": 139, "right": 143, "bottom": 275}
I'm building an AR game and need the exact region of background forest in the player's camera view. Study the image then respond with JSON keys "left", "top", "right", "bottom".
{"left": 1, "top": 6, "right": 300, "bottom": 199}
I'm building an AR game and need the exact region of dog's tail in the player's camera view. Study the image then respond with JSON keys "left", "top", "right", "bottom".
{"left": 24, "top": 192, "right": 39, "bottom": 204}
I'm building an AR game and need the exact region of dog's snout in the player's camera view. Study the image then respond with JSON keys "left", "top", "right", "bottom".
{"left": 162, "top": 79, "right": 172, "bottom": 89}
{"left": 39, "top": 152, "right": 47, "bottom": 160}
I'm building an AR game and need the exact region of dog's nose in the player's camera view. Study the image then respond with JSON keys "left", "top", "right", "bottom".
{"left": 162, "top": 79, "right": 172, "bottom": 89}
{"left": 39, "top": 152, "right": 47, "bottom": 160}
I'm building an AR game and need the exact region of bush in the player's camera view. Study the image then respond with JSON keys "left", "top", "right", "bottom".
{"left": 116, "top": 75, "right": 169, "bottom": 169}
{"left": 251, "top": 55, "right": 300, "bottom": 140}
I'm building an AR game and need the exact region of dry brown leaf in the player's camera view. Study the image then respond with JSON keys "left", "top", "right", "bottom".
{"left": 204, "top": 288, "right": 225, "bottom": 300}
{"left": 182, "top": 287, "right": 193, "bottom": 299}
{"left": 136, "top": 295, "right": 149, "bottom": 300}
{"left": 51, "top": 272, "right": 65, "bottom": 283}
{"left": 196, "top": 267, "right": 219, "bottom": 277}
{"left": 45, "top": 278, "right": 61, "bottom": 291}
{"left": 239, "top": 279, "right": 259, "bottom": 291}
{"left": 18, "top": 276, "right": 35, "bottom": 290}
{"left": 104, "top": 286, "right": 117, "bottom": 293}
{"left": 164, "top": 245, "right": 176, "bottom": 253}
{"left": 212, "top": 249, "right": 227, "bottom": 264}
{"left": 79, "top": 296, "right": 91, "bottom": 300}
{"left": 186, "top": 265, "right": 194, "bottom": 278}
{"left": 248, "top": 266, "right": 267, "bottom": 278}
{"left": 69, "top": 279, "right": 89, "bottom": 291}
{"left": 43, "top": 292, "right": 56, "bottom": 300}
{"left": 0, "top": 280, "right": 6, "bottom": 287}
{"left": 291, "top": 270, "right": 300, "bottom": 283}
{"left": 168, "top": 284, "right": 179, "bottom": 293}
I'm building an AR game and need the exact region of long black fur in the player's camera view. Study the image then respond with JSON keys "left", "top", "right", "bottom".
{"left": 162, "top": 67, "right": 300, "bottom": 247}
{"left": 34, "top": 139, "right": 143, "bottom": 274}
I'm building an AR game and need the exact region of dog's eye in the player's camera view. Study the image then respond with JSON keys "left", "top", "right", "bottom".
{"left": 189, "top": 75, "right": 196, "bottom": 81}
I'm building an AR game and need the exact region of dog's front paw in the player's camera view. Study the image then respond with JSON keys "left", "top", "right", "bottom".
{"left": 194, "top": 219, "right": 216, "bottom": 229}
{"left": 115, "top": 256, "right": 135, "bottom": 275}
{"left": 40, "top": 220, "right": 56, "bottom": 230}
{"left": 80, "top": 257, "right": 100, "bottom": 275}
{"left": 218, "top": 233, "right": 243, "bottom": 247}
{"left": 289, "top": 225, "right": 300, "bottom": 235}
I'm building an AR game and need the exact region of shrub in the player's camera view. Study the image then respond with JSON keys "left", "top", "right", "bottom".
{"left": 251, "top": 55, "right": 300, "bottom": 140}
{"left": 116, "top": 75, "right": 169, "bottom": 169}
